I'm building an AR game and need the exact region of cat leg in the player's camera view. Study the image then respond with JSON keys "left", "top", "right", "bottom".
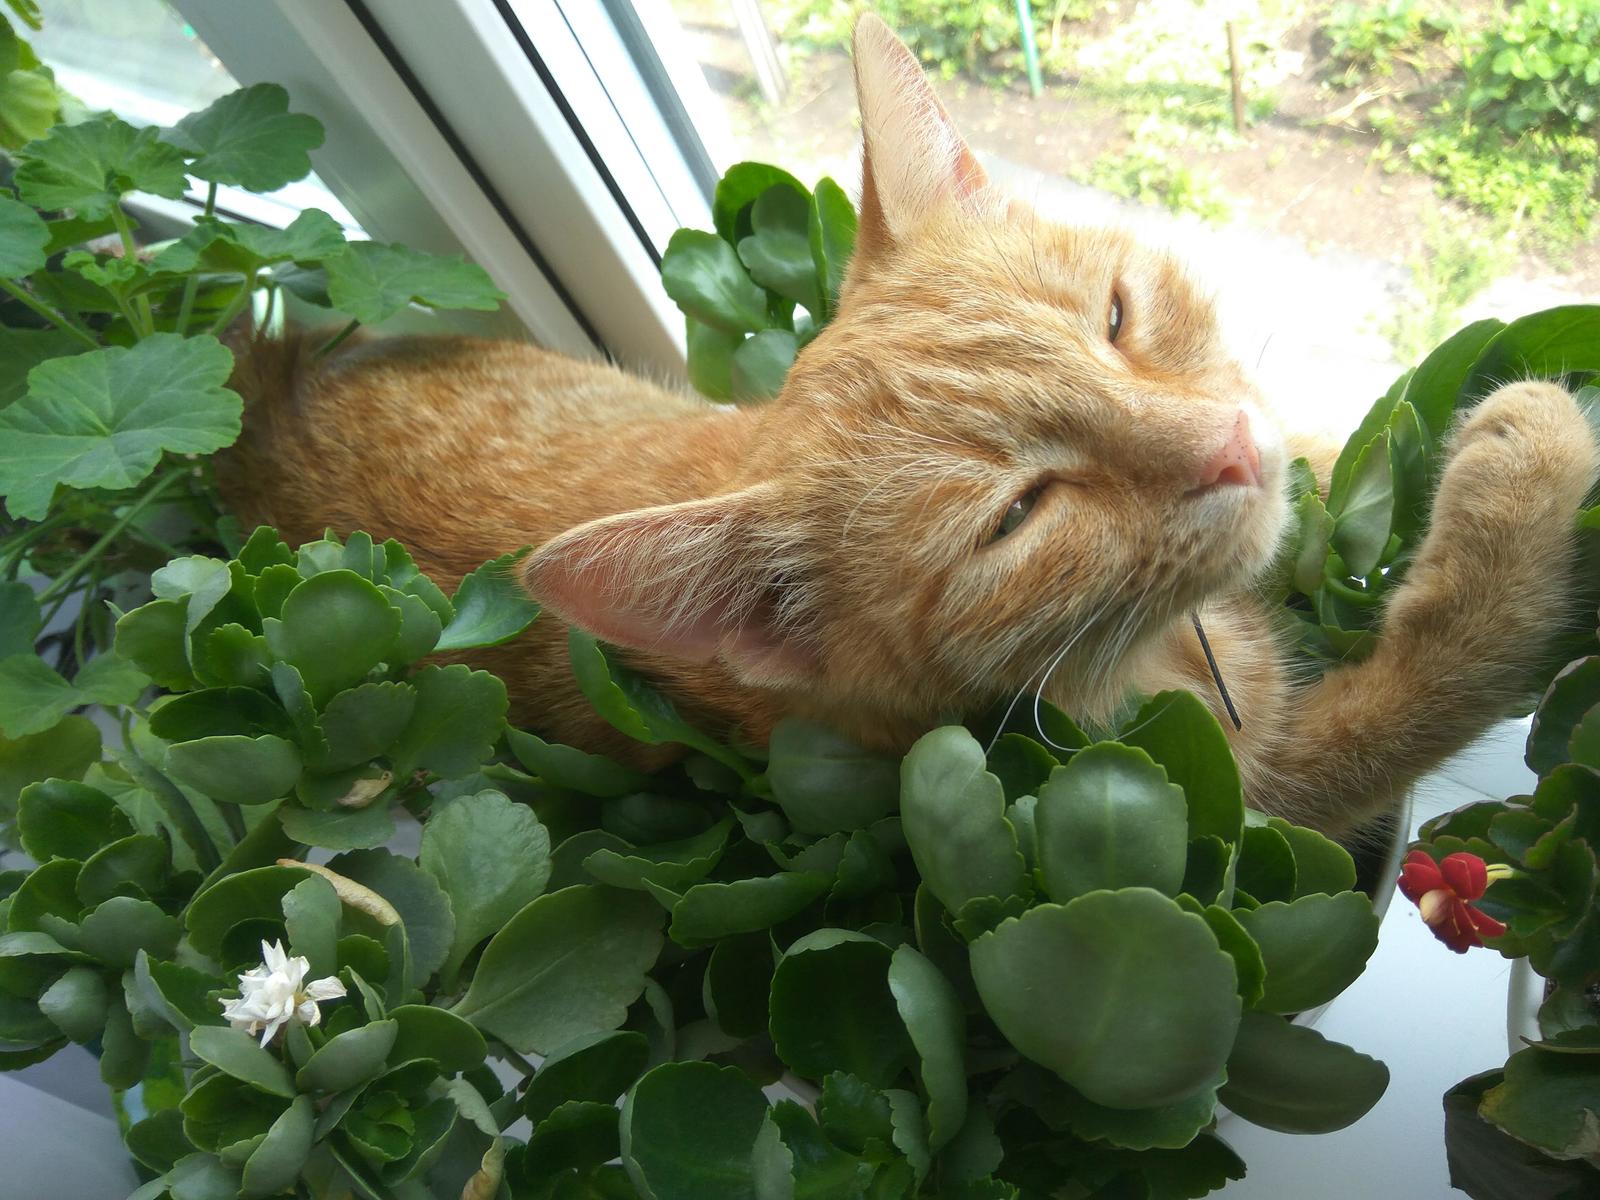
{"left": 1249, "top": 381, "right": 1600, "bottom": 833}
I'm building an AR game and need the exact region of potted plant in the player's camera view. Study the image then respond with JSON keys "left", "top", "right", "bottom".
{"left": 2, "top": 15, "right": 1597, "bottom": 1194}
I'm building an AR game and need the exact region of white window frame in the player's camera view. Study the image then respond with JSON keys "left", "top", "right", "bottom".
{"left": 172, "top": 0, "right": 706, "bottom": 374}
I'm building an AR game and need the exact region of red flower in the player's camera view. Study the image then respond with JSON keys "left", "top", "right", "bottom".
{"left": 1399, "top": 850, "right": 1509, "bottom": 953}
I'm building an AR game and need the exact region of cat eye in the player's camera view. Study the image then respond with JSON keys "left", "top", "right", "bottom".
{"left": 992, "top": 488, "right": 1041, "bottom": 542}
{"left": 1108, "top": 290, "right": 1124, "bottom": 344}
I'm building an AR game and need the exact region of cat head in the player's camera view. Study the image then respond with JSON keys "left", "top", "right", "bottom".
{"left": 525, "top": 16, "right": 1288, "bottom": 732}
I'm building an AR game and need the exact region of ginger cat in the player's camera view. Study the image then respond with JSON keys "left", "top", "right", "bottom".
{"left": 219, "top": 17, "right": 1598, "bottom": 835}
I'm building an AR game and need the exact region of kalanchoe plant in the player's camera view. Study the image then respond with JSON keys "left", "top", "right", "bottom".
{"left": 659, "top": 161, "right": 857, "bottom": 401}
{"left": 1408, "top": 609, "right": 1600, "bottom": 1198}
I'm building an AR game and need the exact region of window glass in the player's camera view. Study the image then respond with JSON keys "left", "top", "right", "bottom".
{"left": 646, "top": 1, "right": 1600, "bottom": 434}
{"left": 29, "top": 0, "right": 359, "bottom": 229}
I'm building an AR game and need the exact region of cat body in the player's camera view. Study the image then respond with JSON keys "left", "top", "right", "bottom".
{"left": 220, "top": 18, "right": 1598, "bottom": 834}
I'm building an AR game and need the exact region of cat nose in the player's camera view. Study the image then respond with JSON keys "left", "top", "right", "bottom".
{"left": 1195, "top": 410, "right": 1261, "bottom": 489}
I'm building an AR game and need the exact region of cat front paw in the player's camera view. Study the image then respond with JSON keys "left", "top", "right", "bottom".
{"left": 1441, "top": 381, "right": 1599, "bottom": 529}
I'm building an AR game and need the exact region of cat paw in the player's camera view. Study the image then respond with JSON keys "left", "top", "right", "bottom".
{"left": 1442, "top": 381, "right": 1599, "bottom": 522}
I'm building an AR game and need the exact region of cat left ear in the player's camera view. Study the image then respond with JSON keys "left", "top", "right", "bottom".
{"left": 522, "top": 486, "right": 817, "bottom": 688}
{"left": 852, "top": 14, "right": 988, "bottom": 257}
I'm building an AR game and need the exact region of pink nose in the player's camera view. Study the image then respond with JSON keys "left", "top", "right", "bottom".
{"left": 1196, "top": 410, "right": 1261, "bottom": 489}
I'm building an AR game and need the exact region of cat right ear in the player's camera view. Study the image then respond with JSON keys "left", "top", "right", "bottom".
{"left": 851, "top": 14, "right": 988, "bottom": 259}
{"left": 522, "top": 486, "right": 817, "bottom": 688}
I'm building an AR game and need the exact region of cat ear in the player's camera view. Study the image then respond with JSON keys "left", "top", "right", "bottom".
{"left": 852, "top": 14, "right": 988, "bottom": 256}
{"left": 522, "top": 486, "right": 816, "bottom": 687}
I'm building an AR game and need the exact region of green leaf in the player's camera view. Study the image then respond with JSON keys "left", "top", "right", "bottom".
{"left": 13, "top": 112, "right": 189, "bottom": 218}
{"left": 685, "top": 316, "right": 741, "bottom": 400}
{"left": 99, "top": 999, "right": 147, "bottom": 1088}
{"left": 452, "top": 885, "right": 663, "bottom": 1054}
{"left": 0, "top": 652, "right": 90, "bottom": 738}
{"left": 325, "top": 848, "right": 455, "bottom": 987}
{"left": 116, "top": 599, "right": 196, "bottom": 691}
{"left": 435, "top": 550, "right": 539, "bottom": 651}
{"left": 279, "top": 798, "right": 394, "bottom": 851}
{"left": 1117, "top": 690, "right": 1244, "bottom": 845}
{"left": 1218, "top": 1011, "right": 1388, "bottom": 1132}
{"left": 660, "top": 228, "right": 770, "bottom": 334}
{"left": 147, "top": 557, "right": 233, "bottom": 636}
{"left": 282, "top": 874, "right": 340, "bottom": 978}
{"left": 0, "top": 193, "right": 48, "bottom": 276}
{"left": 621, "top": 1061, "right": 770, "bottom": 1200}
{"left": 704, "top": 933, "right": 776, "bottom": 1040}
{"left": 315, "top": 681, "right": 415, "bottom": 771}
{"left": 271, "top": 569, "right": 400, "bottom": 705}
{"left": 155, "top": 210, "right": 349, "bottom": 279}
{"left": 1478, "top": 1047, "right": 1600, "bottom": 1162}
{"left": 0, "top": 330, "right": 86, "bottom": 413}
{"left": 185, "top": 865, "right": 305, "bottom": 960}
{"left": 77, "top": 896, "right": 180, "bottom": 967}
{"left": 769, "top": 930, "right": 914, "bottom": 1088}
{"left": 1267, "top": 817, "right": 1356, "bottom": 897}
{"left": 1235, "top": 824, "right": 1297, "bottom": 904}
{"left": 886, "top": 945, "right": 967, "bottom": 1153}
{"left": 324, "top": 240, "right": 504, "bottom": 325}
{"left": 582, "top": 818, "right": 730, "bottom": 893}
{"left": 1329, "top": 432, "right": 1393, "bottom": 578}
{"left": 731, "top": 328, "right": 799, "bottom": 400}
{"left": 1461, "top": 307, "right": 1600, "bottom": 409}
{"left": 1529, "top": 658, "right": 1600, "bottom": 776}
{"left": 1033, "top": 1069, "right": 1221, "bottom": 1151}
{"left": 1237, "top": 892, "right": 1380, "bottom": 1014}
{"left": 1195, "top": 903, "right": 1265, "bottom": 1008}
{"left": 808, "top": 177, "right": 857, "bottom": 320}
{"left": 713, "top": 162, "right": 807, "bottom": 241}
{"left": 77, "top": 832, "right": 169, "bottom": 906}
{"left": 420, "top": 789, "right": 551, "bottom": 983}
{"left": 567, "top": 630, "right": 749, "bottom": 778}
{"left": 166, "top": 734, "right": 302, "bottom": 805}
{"left": 0, "top": 716, "right": 99, "bottom": 811}
{"left": 126, "top": 1109, "right": 192, "bottom": 1175}
{"left": 163, "top": 84, "right": 324, "bottom": 191}
{"left": 241, "top": 1094, "right": 315, "bottom": 1198}
{"left": 16, "top": 779, "right": 120, "bottom": 861}
{"left": 190, "top": 1025, "right": 297, "bottom": 1097}
{"left": 0, "top": 333, "right": 241, "bottom": 520}
{"left": 133, "top": 951, "right": 225, "bottom": 1033}
{"left": 1035, "top": 742, "right": 1188, "bottom": 901}
{"left": 38, "top": 963, "right": 108, "bottom": 1041}
{"left": 1398, "top": 316, "right": 1506, "bottom": 439}
{"left": 899, "top": 727, "right": 1028, "bottom": 918}
{"left": 668, "top": 872, "right": 830, "bottom": 947}
{"left": 767, "top": 718, "right": 900, "bottom": 835}
{"left": 388, "top": 1003, "right": 486, "bottom": 1074}
{"left": 296, "top": 1018, "right": 398, "bottom": 1093}
{"left": 969, "top": 890, "right": 1241, "bottom": 1108}
{"left": 506, "top": 727, "right": 650, "bottom": 797}
{"left": 525, "top": 1100, "right": 624, "bottom": 1179}
{"left": 1385, "top": 399, "right": 1430, "bottom": 542}
{"left": 523, "top": 1029, "right": 650, "bottom": 1128}
{"left": 389, "top": 663, "right": 508, "bottom": 779}
{"left": 737, "top": 185, "right": 820, "bottom": 311}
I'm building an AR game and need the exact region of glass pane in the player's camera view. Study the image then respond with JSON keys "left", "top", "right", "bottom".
{"left": 27, "top": 0, "right": 359, "bottom": 229}
{"left": 644, "top": 1, "right": 1599, "bottom": 433}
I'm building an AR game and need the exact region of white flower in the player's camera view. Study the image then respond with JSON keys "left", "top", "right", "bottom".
{"left": 220, "top": 939, "right": 347, "bottom": 1045}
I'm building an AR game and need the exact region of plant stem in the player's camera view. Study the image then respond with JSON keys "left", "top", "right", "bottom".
{"left": 120, "top": 751, "right": 225, "bottom": 875}
{"left": 109, "top": 204, "right": 155, "bottom": 337}
{"left": 38, "top": 471, "right": 187, "bottom": 604}
{"left": 315, "top": 319, "right": 360, "bottom": 358}
{"left": 0, "top": 278, "right": 99, "bottom": 348}
{"left": 220, "top": 803, "right": 248, "bottom": 844}
{"left": 0, "top": 512, "right": 72, "bottom": 578}
{"left": 208, "top": 272, "right": 257, "bottom": 338}
{"left": 494, "top": 1043, "right": 539, "bottom": 1078}
{"left": 173, "top": 182, "right": 217, "bottom": 337}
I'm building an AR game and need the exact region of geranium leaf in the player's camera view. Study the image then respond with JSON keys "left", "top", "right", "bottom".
{"left": 0, "top": 652, "right": 78, "bottom": 737}
{"left": 0, "top": 193, "right": 48, "bottom": 276}
{"left": 324, "top": 241, "right": 504, "bottom": 325}
{"left": 0, "top": 333, "right": 240, "bottom": 520}
{"left": 13, "top": 113, "right": 189, "bottom": 218}
{"left": 163, "top": 83, "right": 324, "bottom": 192}
{"left": 433, "top": 550, "right": 539, "bottom": 652}
{"left": 153, "top": 209, "right": 348, "bottom": 276}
